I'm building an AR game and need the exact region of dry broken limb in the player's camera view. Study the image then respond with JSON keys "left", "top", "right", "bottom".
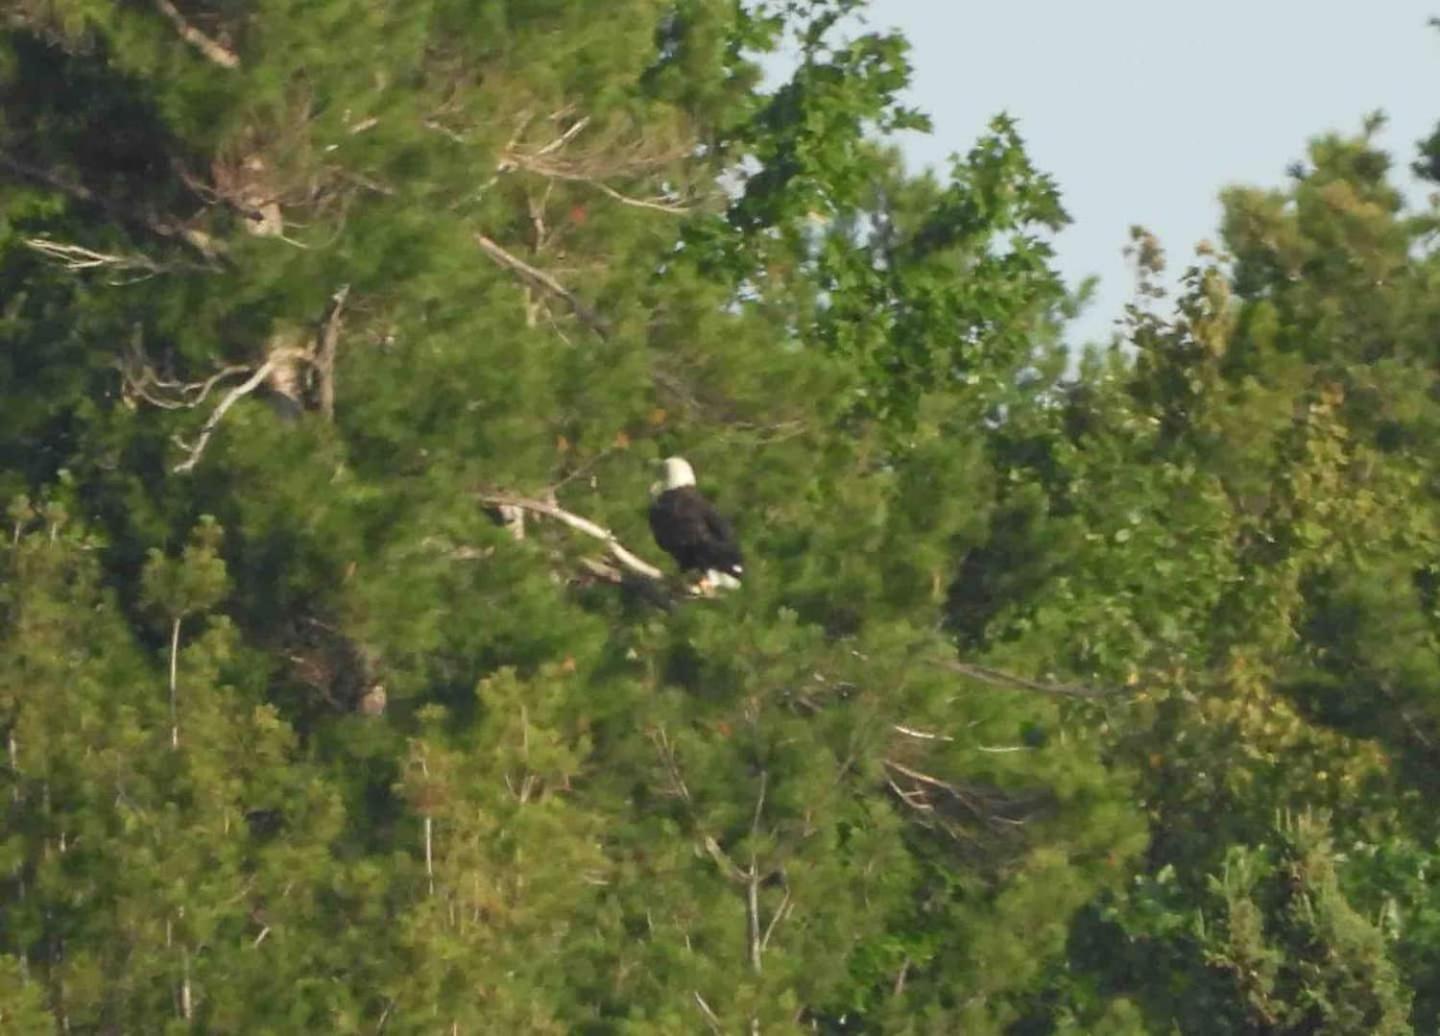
{"left": 935, "top": 658, "right": 1128, "bottom": 700}
{"left": 504, "top": 151, "right": 691, "bottom": 214}
{"left": 474, "top": 233, "right": 610, "bottom": 339}
{"left": 882, "top": 757, "right": 1043, "bottom": 847}
{"left": 24, "top": 238, "right": 164, "bottom": 282}
{"left": 172, "top": 348, "right": 309, "bottom": 473}
{"left": 475, "top": 492, "right": 665, "bottom": 580}
{"left": 120, "top": 335, "right": 250, "bottom": 412}
{"left": 120, "top": 286, "right": 351, "bottom": 472}
{"left": 0, "top": 151, "right": 225, "bottom": 261}
{"left": 499, "top": 110, "right": 694, "bottom": 214}
{"left": 152, "top": 0, "right": 240, "bottom": 69}
{"left": 314, "top": 285, "right": 350, "bottom": 420}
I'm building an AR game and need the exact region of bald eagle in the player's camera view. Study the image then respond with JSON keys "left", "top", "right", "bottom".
{"left": 649, "top": 457, "right": 743, "bottom": 592}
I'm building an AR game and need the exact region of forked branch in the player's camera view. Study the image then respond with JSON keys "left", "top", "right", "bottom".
{"left": 172, "top": 349, "right": 307, "bottom": 473}
{"left": 314, "top": 285, "right": 350, "bottom": 420}
{"left": 475, "top": 493, "right": 664, "bottom": 580}
{"left": 122, "top": 285, "right": 350, "bottom": 472}
{"left": 0, "top": 151, "right": 224, "bottom": 260}
{"left": 475, "top": 233, "right": 610, "bottom": 339}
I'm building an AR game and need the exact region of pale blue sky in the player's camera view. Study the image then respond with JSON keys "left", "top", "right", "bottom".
{"left": 862, "top": 1, "right": 1440, "bottom": 346}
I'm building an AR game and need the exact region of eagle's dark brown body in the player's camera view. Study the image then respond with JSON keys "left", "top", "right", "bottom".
{"left": 648, "top": 485, "right": 743, "bottom": 583}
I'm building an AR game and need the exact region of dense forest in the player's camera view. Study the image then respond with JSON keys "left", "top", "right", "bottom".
{"left": 4, "top": 1, "right": 1440, "bottom": 1032}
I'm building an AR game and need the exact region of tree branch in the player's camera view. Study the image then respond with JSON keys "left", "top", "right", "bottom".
{"left": 934, "top": 659, "right": 1126, "bottom": 700}
{"left": 152, "top": 0, "right": 240, "bottom": 68}
{"left": 891, "top": 723, "right": 953, "bottom": 742}
{"left": 0, "top": 151, "right": 224, "bottom": 260}
{"left": 173, "top": 349, "right": 306, "bottom": 473}
{"left": 692, "top": 992, "right": 723, "bottom": 1036}
{"left": 503, "top": 153, "right": 691, "bottom": 213}
{"left": 475, "top": 233, "right": 609, "bottom": 339}
{"left": 122, "top": 348, "right": 251, "bottom": 412}
{"left": 702, "top": 835, "right": 748, "bottom": 885}
{"left": 748, "top": 770, "right": 768, "bottom": 977}
{"left": 760, "top": 887, "right": 791, "bottom": 954}
{"left": 475, "top": 493, "right": 664, "bottom": 580}
{"left": 24, "top": 237, "right": 164, "bottom": 282}
{"left": 314, "top": 284, "right": 350, "bottom": 421}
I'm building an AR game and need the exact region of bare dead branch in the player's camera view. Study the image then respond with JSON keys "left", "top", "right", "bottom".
{"left": 475, "top": 492, "right": 664, "bottom": 580}
{"left": 504, "top": 153, "right": 691, "bottom": 213}
{"left": 649, "top": 726, "right": 692, "bottom": 803}
{"left": 692, "top": 992, "right": 723, "bottom": 1035}
{"left": 173, "top": 349, "right": 307, "bottom": 473}
{"left": 893, "top": 958, "right": 910, "bottom": 998}
{"left": 586, "top": 179, "right": 691, "bottom": 214}
{"left": 121, "top": 337, "right": 252, "bottom": 411}
{"left": 152, "top": 0, "right": 240, "bottom": 68}
{"left": 882, "top": 758, "right": 963, "bottom": 796}
{"left": 935, "top": 659, "right": 1125, "bottom": 700}
{"left": 475, "top": 233, "right": 609, "bottom": 339}
{"left": 747, "top": 770, "right": 768, "bottom": 976}
{"left": 420, "top": 536, "right": 494, "bottom": 562}
{"left": 748, "top": 865, "right": 762, "bottom": 976}
{"left": 0, "top": 151, "right": 224, "bottom": 260}
{"left": 494, "top": 504, "right": 526, "bottom": 541}
{"left": 892, "top": 723, "right": 954, "bottom": 743}
{"left": 749, "top": 770, "right": 768, "bottom": 839}
{"left": 530, "top": 115, "right": 591, "bottom": 158}
{"left": 702, "top": 836, "right": 748, "bottom": 885}
{"left": 760, "top": 887, "right": 791, "bottom": 954}
{"left": 24, "top": 238, "right": 163, "bottom": 281}
{"left": 314, "top": 284, "right": 350, "bottom": 420}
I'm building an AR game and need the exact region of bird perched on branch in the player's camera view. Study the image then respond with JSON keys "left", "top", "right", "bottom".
{"left": 648, "top": 456, "right": 743, "bottom": 594}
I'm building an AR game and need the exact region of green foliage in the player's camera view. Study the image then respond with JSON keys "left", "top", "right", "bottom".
{"left": 140, "top": 514, "right": 230, "bottom": 623}
{"left": 6, "top": 1, "right": 1440, "bottom": 1031}
{"left": 1198, "top": 812, "right": 1412, "bottom": 1034}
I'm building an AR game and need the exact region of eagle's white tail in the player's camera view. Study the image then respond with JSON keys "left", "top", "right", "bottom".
{"left": 706, "top": 570, "right": 742, "bottom": 591}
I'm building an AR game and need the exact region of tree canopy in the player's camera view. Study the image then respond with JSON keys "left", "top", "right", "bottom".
{"left": 4, "top": 2, "right": 1440, "bottom": 1032}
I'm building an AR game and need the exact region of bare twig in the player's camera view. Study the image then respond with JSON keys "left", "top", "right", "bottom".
{"left": 893, "top": 958, "right": 910, "bottom": 997}
{"left": 760, "top": 887, "right": 791, "bottom": 954}
{"left": 24, "top": 238, "right": 163, "bottom": 281}
{"left": 649, "top": 726, "right": 691, "bottom": 803}
{"left": 975, "top": 745, "right": 1035, "bottom": 754}
{"left": 122, "top": 356, "right": 251, "bottom": 412}
{"left": 314, "top": 284, "right": 350, "bottom": 421}
{"left": 475, "top": 233, "right": 609, "bottom": 339}
{"left": 504, "top": 153, "right": 691, "bottom": 213}
{"left": 882, "top": 758, "right": 963, "bottom": 796}
{"left": 702, "top": 835, "right": 748, "bottom": 885}
{"left": 168, "top": 617, "right": 182, "bottom": 749}
{"left": 747, "top": 770, "right": 768, "bottom": 977}
{"left": 529, "top": 115, "right": 591, "bottom": 158}
{"left": 173, "top": 349, "right": 306, "bottom": 473}
{"left": 892, "top": 723, "right": 954, "bottom": 742}
{"left": 0, "top": 151, "right": 223, "bottom": 260}
{"left": 152, "top": 0, "right": 240, "bottom": 68}
{"left": 495, "top": 504, "right": 526, "bottom": 541}
{"left": 935, "top": 659, "right": 1125, "bottom": 700}
{"left": 692, "top": 991, "right": 723, "bottom": 1035}
{"left": 475, "top": 493, "right": 664, "bottom": 580}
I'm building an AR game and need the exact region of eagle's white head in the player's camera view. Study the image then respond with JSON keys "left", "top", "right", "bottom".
{"left": 652, "top": 456, "right": 696, "bottom": 497}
